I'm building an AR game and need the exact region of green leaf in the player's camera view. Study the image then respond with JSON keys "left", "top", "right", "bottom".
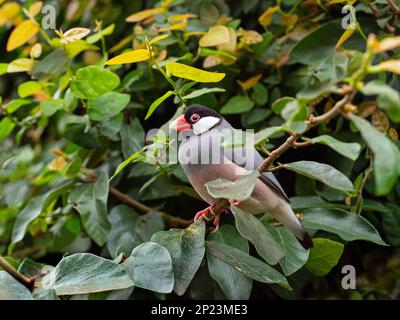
{"left": 32, "top": 47, "right": 68, "bottom": 79}
{"left": 350, "top": 114, "right": 400, "bottom": 195}
{"left": 18, "top": 81, "right": 42, "bottom": 98}
{"left": 220, "top": 96, "right": 255, "bottom": 115}
{"left": 182, "top": 87, "right": 225, "bottom": 100}
{"left": 41, "top": 99, "right": 64, "bottom": 117}
{"left": 303, "top": 135, "right": 361, "bottom": 161}
{"left": 5, "top": 99, "right": 31, "bottom": 114}
{"left": 70, "top": 66, "right": 120, "bottom": 99}
{"left": 251, "top": 83, "right": 268, "bottom": 106}
{"left": 63, "top": 115, "right": 102, "bottom": 149}
{"left": 261, "top": 220, "right": 309, "bottom": 276}
{"left": 382, "top": 204, "right": 400, "bottom": 246}
{"left": 305, "top": 238, "right": 344, "bottom": 276}
{"left": 361, "top": 80, "right": 400, "bottom": 122}
{"left": 283, "top": 161, "right": 354, "bottom": 192}
{"left": 151, "top": 221, "right": 206, "bottom": 296}
{"left": 88, "top": 92, "right": 130, "bottom": 121}
{"left": 51, "top": 253, "right": 133, "bottom": 295}
{"left": 87, "top": 24, "right": 115, "bottom": 44}
{"left": 145, "top": 90, "right": 174, "bottom": 120}
{"left": 302, "top": 208, "right": 387, "bottom": 246}
{"left": 231, "top": 206, "right": 284, "bottom": 265}
{"left": 0, "top": 117, "right": 16, "bottom": 143}
{"left": 272, "top": 97, "right": 307, "bottom": 133}
{"left": 123, "top": 242, "right": 174, "bottom": 293}
{"left": 207, "top": 225, "right": 252, "bottom": 300}
{"left": 205, "top": 171, "right": 260, "bottom": 201}
{"left": 11, "top": 182, "right": 73, "bottom": 245}
{"left": 107, "top": 205, "right": 164, "bottom": 258}
{"left": 68, "top": 172, "right": 111, "bottom": 246}
{"left": 254, "top": 126, "right": 284, "bottom": 145}
{"left": 0, "top": 63, "right": 8, "bottom": 76}
{"left": 205, "top": 241, "right": 290, "bottom": 289}
{"left": 120, "top": 119, "right": 145, "bottom": 159}
{"left": 0, "top": 271, "right": 33, "bottom": 300}
{"left": 110, "top": 151, "right": 142, "bottom": 181}
{"left": 64, "top": 40, "right": 99, "bottom": 58}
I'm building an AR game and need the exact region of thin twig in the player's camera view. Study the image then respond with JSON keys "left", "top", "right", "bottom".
{"left": 109, "top": 186, "right": 192, "bottom": 228}
{"left": 0, "top": 256, "right": 34, "bottom": 290}
{"left": 388, "top": 0, "right": 400, "bottom": 16}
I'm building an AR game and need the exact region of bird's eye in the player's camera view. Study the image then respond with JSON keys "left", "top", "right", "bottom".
{"left": 190, "top": 113, "right": 200, "bottom": 123}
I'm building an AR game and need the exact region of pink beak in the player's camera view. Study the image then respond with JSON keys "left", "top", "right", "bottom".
{"left": 169, "top": 114, "right": 192, "bottom": 132}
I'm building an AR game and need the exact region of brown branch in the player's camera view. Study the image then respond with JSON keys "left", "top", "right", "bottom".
{"left": 208, "top": 89, "right": 355, "bottom": 218}
{"left": 0, "top": 255, "right": 34, "bottom": 290}
{"left": 109, "top": 186, "right": 192, "bottom": 228}
{"left": 388, "top": 0, "right": 400, "bottom": 16}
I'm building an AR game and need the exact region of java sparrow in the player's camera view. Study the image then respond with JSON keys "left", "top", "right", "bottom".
{"left": 169, "top": 104, "right": 313, "bottom": 249}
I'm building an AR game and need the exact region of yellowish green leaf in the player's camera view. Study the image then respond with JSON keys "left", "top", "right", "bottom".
{"left": 149, "top": 34, "right": 170, "bottom": 45}
{"left": 237, "top": 74, "right": 263, "bottom": 91}
{"left": 28, "top": 1, "right": 42, "bottom": 17}
{"left": 375, "top": 60, "right": 400, "bottom": 74}
{"left": 335, "top": 28, "right": 355, "bottom": 50}
{"left": 199, "top": 25, "right": 230, "bottom": 47}
{"left": 166, "top": 62, "right": 225, "bottom": 83}
{"left": 258, "top": 6, "right": 279, "bottom": 27}
{"left": 60, "top": 27, "right": 91, "bottom": 44}
{"left": 106, "top": 49, "right": 150, "bottom": 65}
{"left": 7, "top": 58, "right": 33, "bottom": 73}
{"left": 126, "top": 7, "right": 165, "bottom": 23}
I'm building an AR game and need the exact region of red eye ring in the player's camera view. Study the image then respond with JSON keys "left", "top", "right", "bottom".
{"left": 190, "top": 113, "right": 200, "bottom": 123}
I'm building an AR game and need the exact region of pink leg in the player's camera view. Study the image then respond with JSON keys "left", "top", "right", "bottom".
{"left": 194, "top": 205, "right": 215, "bottom": 222}
{"left": 229, "top": 199, "right": 240, "bottom": 206}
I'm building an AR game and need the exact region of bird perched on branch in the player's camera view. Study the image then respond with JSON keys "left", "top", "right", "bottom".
{"left": 169, "top": 104, "right": 313, "bottom": 249}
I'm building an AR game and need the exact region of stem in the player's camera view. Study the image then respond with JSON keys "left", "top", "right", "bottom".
{"left": 0, "top": 256, "right": 34, "bottom": 290}
{"left": 353, "top": 162, "right": 373, "bottom": 214}
{"left": 109, "top": 186, "right": 192, "bottom": 227}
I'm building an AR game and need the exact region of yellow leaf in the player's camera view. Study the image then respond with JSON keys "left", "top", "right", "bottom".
{"left": 30, "top": 43, "right": 42, "bottom": 59}
{"left": 48, "top": 156, "right": 67, "bottom": 171}
{"left": 7, "top": 58, "right": 34, "bottom": 73}
{"left": 335, "top": 28, "right": 355, "bottom": 50}
{"left": 217, "top": 27, "right": 237, "bottom": 53}
{"left": 149, "top": 34, "right": 170, "bottom": 45}
{"left": 199, "top": 25, "right": 231, "bottom": 47}
{"left": 60, "top": 27, "right": 91, "bottom": 44}
{"left": 6, "top": 20, "right": 39, "bottom": 51}
{"left": 258, "top": 6, "right": 279, "bottom": 27}
{"left": 166, "top": 62, "right": 225, "bottom": 83}
{"left": 239, "top": 29, "right": 263, "bottom": 45}
{"left": 372, "top": 36, "right": 400, "bottom": 53}
{"left": 280, "top": 15, "right": 298, "bottom": 32}
{"left": 106, "top": 49, "right": 150, "bottom": 65}
{"left": 376, "top": 60, "right": 400, "bottom": 74}
{"left": 0, "top": 2, "right": 20, "bottom": 26}
{"left": 159, "top": 21, "right": 187, "bottom": 32}
{"left": 203, "top": 55, "right": 223, "bottom": 68}
{"left": 126, "top": 7, "right": 165, "bottom": 23}
{"left": 237, "top": 74, "right": 263, "bottom": 90}
{"left": 170, "top": 13, "right": 196, "bottom": 22}
{"left": 28, "top": 1, "right": 43, "bottom": 17}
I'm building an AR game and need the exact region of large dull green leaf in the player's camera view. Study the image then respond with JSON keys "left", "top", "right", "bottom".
{"left": 382, "top": 204, "right": 400, "bottom": 246}
{"left": 11, "top": 182, "right": 73, "bottom": 245}
{"left": 205, "top": 241, "right": 290, "bottom": 289}
{"left": 151, "top": 221, "right": 206, "bottom": 296}
{"left": 88, "top": 92, "right": 130, "bottom": 121}
{"left": 302, "top": 208, "right": 387, "bottom": 245}
{"left": 107, "top": 205, "right": 164, "bottom": 258}
{"left": 0, "top": 271, "right": 33, "bottom": 300}
{"left": 361, "top": 80, "right": 400, "bottom": 122}
{"left": 123, "top": 242, "right": 174, "bottom": 293}
{"left": 260, "top": 218, "right": 309, "bottom": 276}
{"left": 70, "top": 66, "right": 120, "bottom": 99}
{"left": 68, "top": 172, "right": 111, "bottom": 246}
{"left": 205, "top": 171, "right": 260, "bottom": 201}
{"left": 63, "top": 115, "right": 102, "bottom": 149}
{"left": 350, "top": 114, "right": 400, "bottom": 195}
{"left": 220, "top": 96, "right": 255, "bottom": 114}
{"left": 51, "top": 253, "right": 133, "bottom": 295}
{"left": 305, "top": 238, "right": 344, "bottom": 276}
{"left": 207, "top": 225, "right": 252, "bottom": 300}
{"left": 232, "top": 206, "right": 284, "bottom": 265}
{"left": 0, "top": 117, "right": 16, "bottom": 143}
{"left": 303, "top": 135, "right": 361, "bottom": 161}
{"left": 120, "top": 119, "right": 145, "bottom": 159}
{"left": 283, "top": 161, "right": 354, "bottom": 192}
{"left": 32, "top": 47, "right": 68, "bottom": 79}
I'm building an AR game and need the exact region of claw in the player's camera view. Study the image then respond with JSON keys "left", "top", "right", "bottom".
{"left": 209, "top": 213, "right": 221, "bottom": 233}
{"left": 229, "top": 199, "right": 240, "bottom": 206}
{"left": 194, "top": 205, "right": 215, "bottom": 222}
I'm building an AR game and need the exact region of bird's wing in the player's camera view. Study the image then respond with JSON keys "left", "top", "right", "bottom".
{"left": 218, "top": 122, "right": 290, "bottom": 203}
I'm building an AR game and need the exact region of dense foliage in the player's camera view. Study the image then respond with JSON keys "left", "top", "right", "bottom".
{"left": 0, "top": 0, "right": 400, "bottom": 300}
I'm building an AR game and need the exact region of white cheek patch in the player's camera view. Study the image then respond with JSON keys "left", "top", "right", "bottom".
{"left": 192, "top": 116, "right": 220, "bottom": 135}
